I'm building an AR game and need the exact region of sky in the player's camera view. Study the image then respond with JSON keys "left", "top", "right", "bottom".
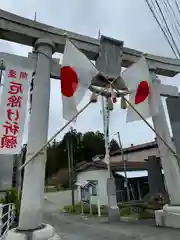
{"left": 0, "top": 0, "right": 179, "bottom": 148}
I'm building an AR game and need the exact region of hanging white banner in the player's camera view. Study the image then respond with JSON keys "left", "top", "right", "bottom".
{"left": 0, "top": 57, "right": 33, "bottom": 154}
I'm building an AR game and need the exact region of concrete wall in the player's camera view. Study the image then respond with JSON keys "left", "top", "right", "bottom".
{"left": 45, "top": 169, "right": 109, "bottom": 207}
{"left": 76, "top": 169, "right": 109, "bottom": 205}
{"left": 45, "top": 190, "right": 78, "bottom": 208}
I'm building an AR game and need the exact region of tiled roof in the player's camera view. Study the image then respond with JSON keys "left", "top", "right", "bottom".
{"left": 75, "top": 140, "right": 161, "bottom": 173}
{"left": 76, "top": 160, "right": 148, "bottom": 172}
{"left": 111, "top": 141, "right": 157, "bottom": 156}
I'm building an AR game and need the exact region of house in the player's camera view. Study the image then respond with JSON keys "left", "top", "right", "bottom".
{"left": 75, "top": 140, "right": 165, "bottom": 205}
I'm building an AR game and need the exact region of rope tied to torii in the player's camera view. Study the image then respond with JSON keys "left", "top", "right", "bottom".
{"left": 19, "top": 77, "right": 180, "bottom": 171}
{"left": 19, "top": 76, "right": 119, "bottom": 170}
{"left": 19, "top": 40, "right": 180, "bottom": 170}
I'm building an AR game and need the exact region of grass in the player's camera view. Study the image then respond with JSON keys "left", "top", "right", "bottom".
{"left": 63, "top": 202, "right": 156, "bottom": 220}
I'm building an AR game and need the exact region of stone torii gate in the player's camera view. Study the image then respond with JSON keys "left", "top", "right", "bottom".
{"left": 0, "top": 8, "right": 180, "bottom": 239}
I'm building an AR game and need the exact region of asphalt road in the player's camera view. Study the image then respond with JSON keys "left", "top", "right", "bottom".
{"left": 44, "top": 200, "right": 180, "bottom": 240}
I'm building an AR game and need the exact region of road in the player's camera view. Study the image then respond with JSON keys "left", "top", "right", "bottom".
{"left": 44, "top": 200, "right": 180, "bottom": 240}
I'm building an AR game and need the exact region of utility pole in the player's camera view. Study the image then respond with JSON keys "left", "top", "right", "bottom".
{"left": 34, "top": 12, "right": 37, "bottom": 21}
{"left": 0, "top": 60, "right": 5, "bottom": 84}
{"left": 102, "top": 95, "right": 112, "bottom": 178}
{"left": 66, "top": 137, "right": 71, "bottom": 190}
{"left": 117, "top": 132, "right": 130, "bottom": 202}
{"left": 69, "top": 128, "right": 75, "bottom": 211}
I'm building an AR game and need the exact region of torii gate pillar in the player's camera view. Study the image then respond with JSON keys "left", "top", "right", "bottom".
{"left": 151, "top": 78, "right": 180, "bottom": 228}
{"left": 166, "top": 96, "right": 180, "bottom": 163}
{"left": 6, "top": 39, "right": 58, "bottom": 239}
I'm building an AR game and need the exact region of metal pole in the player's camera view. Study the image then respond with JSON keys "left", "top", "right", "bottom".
{"left": 117, "top": 132, "right": 130, "bottom": 202}
{"left": 0, "top": 69, "right": 3, "bottom": 84}
{"left": 66, "top": 138, "right": 71, "bottom": 189}
{"left": 70, "top": 128, "right": 75, "bottom": 211}
{"left": 101, "top": 96, "right": 106, "bottom": 135}
{"left": 0, "top": 60, "right": 5, "bottom": 85}
{"left": 137, "top": 179, "right": 142, "bottom": 200}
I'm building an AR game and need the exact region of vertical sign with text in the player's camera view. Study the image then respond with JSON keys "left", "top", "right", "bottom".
{"left": 0, "top": 60, "right": 32, "bottom": 154}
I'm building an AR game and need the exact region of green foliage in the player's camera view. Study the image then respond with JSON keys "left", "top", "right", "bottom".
{"left": 109, "top": 139, "right": 120, "bottom": 152}
{"left": 139, "top": 209, "right": 154, "bottom": 219}
{"left": 148, "top": 193, "right": 165, "bottom": 210}
{"left": 120, "top": 207, "right": 131, "bottom": 216}
{"left": 0, "top": 188, "right": 20, "bottom": 217}
{"left": 64, "top": 202, "right": 155, "bottom": 220}
{"left": 46, "top": 128, "right": 120, "bottom": 181}
{"left": 119, "top": 202, "right": 155, "bottom": 219}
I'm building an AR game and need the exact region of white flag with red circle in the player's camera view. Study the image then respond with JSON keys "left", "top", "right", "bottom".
{"left": 60, "top": 39, "right": 99, "bottom": 121}
{"left": 122, "top": 56, "right": 159, "bottom": 123}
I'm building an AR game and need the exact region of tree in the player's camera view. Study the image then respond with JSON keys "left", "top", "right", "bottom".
{"left": 109, "top": 139, "right": 120, "bottom": 153}
{"left": 45, "top": 129, "right": 106, "bottom": 180}
{"left": 82, "top": 131, "right": 105, "bottom": 161}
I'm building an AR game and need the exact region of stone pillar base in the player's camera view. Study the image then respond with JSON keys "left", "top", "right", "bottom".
{"left": 5, "top": 224, "right": 60, "bottom": 240}
{"left": 155, "top": 204, "right": 180, "bottom": 228}
{"left": 107, "top": 178, "right": 120, "bottom": 221}
{"left": 108, "top": 206, "right": 120, "bottom": 221}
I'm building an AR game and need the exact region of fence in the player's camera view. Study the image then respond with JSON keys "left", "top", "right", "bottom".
{"left": 0, "top": 204, "right": 15, "bottom": 239}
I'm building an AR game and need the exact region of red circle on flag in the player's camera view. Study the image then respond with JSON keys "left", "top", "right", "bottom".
{"left": 60, "top": 66, "right": 78, "bottom": 97}
{"left": 135, "top": 80, "right": 150, "bottom": 104}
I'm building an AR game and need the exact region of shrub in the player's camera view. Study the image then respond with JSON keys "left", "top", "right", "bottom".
{"left": 118, "top": 202, "right": 156, "bottom": 219}
{"left": 0, "top": 188, "right": 20, "bottom": 219}
{"left": 139, "top": 209, "right": 155, "bottom": 219}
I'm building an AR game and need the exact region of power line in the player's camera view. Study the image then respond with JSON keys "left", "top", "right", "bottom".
{"left": 161, "top": 0, "right": 180, "bottom": 45}
{"left": 154, "top": 0, "right": 180, "bottom": 56}
{"left": 166, "top": 0, "right": 180, "bottom": 29}
{"left": 145, "top": 0, "right": 178, "bottom": 57}
{"left": 175, "top": 0, "right": 180, "bottom": 16}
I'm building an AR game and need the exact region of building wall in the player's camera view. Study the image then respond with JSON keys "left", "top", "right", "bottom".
{"left": 45, "top": 190, "right": 79, "bottom": 208}
{"left": 76, "top": 169, "right": 109, "bottom": 205}
{"left": 110, "top": 147, "right": 159, "bottom": 162}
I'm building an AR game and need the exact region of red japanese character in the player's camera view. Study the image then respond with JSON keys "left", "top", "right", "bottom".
{"left": 20, "top": 72, "right": 28, "bottom": 80}
{"left": 7, "top": 109, "right": 19, "bottom": 122}
{"left": 8, "top": 69, "right": 17, "bottom": 79}
{"left": 7, "top": 95, "right": 22, "bottom": 108}
{"left": 1, "top": 135, "right": 17, "bottom": 149}
{"left": 8, "top": 82, "right": 23, "bottom": 95}
{"left": 3, "top": 121, "right": 19, "bottom": 135}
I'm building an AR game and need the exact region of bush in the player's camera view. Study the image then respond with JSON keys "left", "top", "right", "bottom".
{"left": 120, "top": 207, "right": 131, "bottom": 216}
{"left": 119, "top": 202, "right": 156, "bottom": 220}
{"left": 64, "top": 202, "right": 156, "bottom": 220}
{"left": 148, "top": 194, "right": 165, "bottom": 210}
{"left": 0, "top": 188, "right": 20, "bottom": 220}
{"left": 139, "top": 209, "right": 155, "bottom": 219}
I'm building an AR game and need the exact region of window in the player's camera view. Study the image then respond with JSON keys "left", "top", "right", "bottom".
{"left": 88, "top": 180, "right": 98, "bottom": 196}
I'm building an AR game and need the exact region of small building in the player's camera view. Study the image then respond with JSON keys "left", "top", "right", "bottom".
{"left": 75, "top": 140, "right": 165, "bottom": 205}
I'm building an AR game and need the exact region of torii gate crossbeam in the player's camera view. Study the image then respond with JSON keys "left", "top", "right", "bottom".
{"left": 0, "top": 8, "right": 180, "bottom": 77}
{"left": 1, "top": 8, "right": 180, "bottom": 239}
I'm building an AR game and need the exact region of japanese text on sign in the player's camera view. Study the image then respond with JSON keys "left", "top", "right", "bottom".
{"left": 1, "top": 70, "right": 28, "bottom": 149}
{"left": 0, "top": 64, "right": 31, "bottom": 154}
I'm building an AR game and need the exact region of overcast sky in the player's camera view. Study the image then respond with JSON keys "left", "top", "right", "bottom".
{"left": 0, "top": 0, "right": 179, "bottom": 147}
